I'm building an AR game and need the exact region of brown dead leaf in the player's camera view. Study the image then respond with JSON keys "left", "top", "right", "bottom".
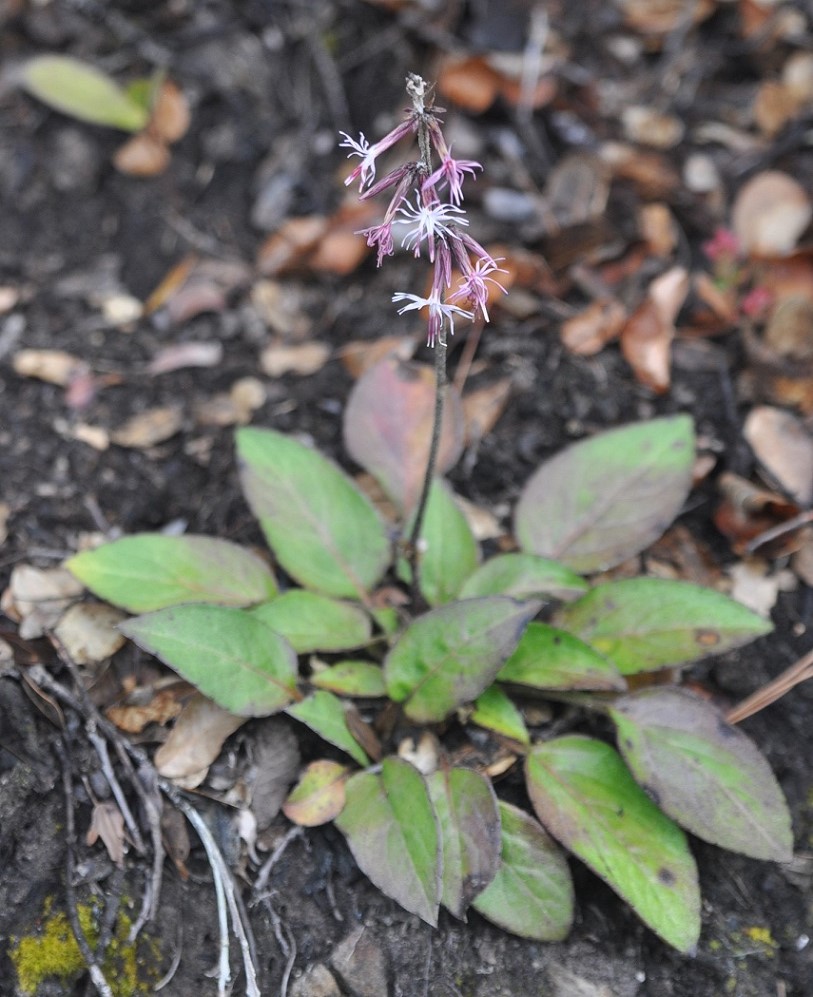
{"left": 161, "top": 805, "right": 190, "bottom": 879}
{"left": 13, "top": 349, "right": 84, "bottom": 385}
{"left": 111, "top": 407, "right": 183, "bottom": 448}
{"left": 86, "top": 801, "right": 126, "bottom": 867}
{"left": 260, "top": 341, "right": 330, "bottom": 378}
{"left": 107, "top": 684, "right": 190, "bottom": 734}
{"left": 151, "top": 80, "right": 190, "bottom": 145}
{"left": 561, "top": 299, "right": 627, "bottom": 356}
{"left": 2, "top": 564, "right": 84, "bottom": 639}
{"left": 194, "top": 377, "right": 266, "bottom": 427}
{"left": 714, "top": 471, "right": 802, "bottom": 556}
{"left": 622, "top": 106, "right": 684, "bottom": 149}
{"left": 544, "top": 154, "right": 610, "bottom": 230}
{"left": 69, "top": 423, "right": 110, "bottom": 451}
{"left": 114, "top": 131, "right": 171, "bottom": 177}
{"left": 339, "top": 336, "right": 416, "bottom": 379}
{"left": 732, "top": 171, "right": 812, "bottom": 258}
{"left": 599, "top": 142, "right": 682, "bottom": 199}
{"left": 155, "top": 692, "right": 246, "bottom": 787}
{"left": 53, "top": 602, "right": 127, "bottom": 666}
{"left": 639, "top": 203, "right": 678, "bottom": 257}
{"left": 618, "top": 0, "right": 715, "bottom": 36}
{"left": 754, "top": 80, "right": 801, "bottom": 137}
{"left": 243, "top": 719, "right": 301, "bottom": 829}
{"left": 729, "top": 559, "right": 793, "bottom": 618}
{"left": 308, "top": 202, "right": 378, "bottom": 276}
{"left": 462, "top": 378, "right": 513, "bottom": 442}
{"left": 621, "top": 267, "right": 688, "bottom": 393}
{"left": 455, "top": 494, "right": 504, "bottom": 542}
{"left": 437, "top": 56, "right": 500, "bottom": 113}
{"left": 148, "top": 341, "right": 223, "bottom": 375}
{"left": 257, "top": 216, "right": 329, "bottom": 276}
{"left": 743, "top": 406, "right": 813, "bottom": 505}
{"left": 645, "top": 524, "right": 722, "bottom": 588}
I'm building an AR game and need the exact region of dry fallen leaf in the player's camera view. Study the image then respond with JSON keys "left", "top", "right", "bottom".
{"left": 257, "top": 216, "right": 330, "bottom": 276}
{"left": 260, "top": 341, "right": 330, "bottom": 378}
{"left": 714, "top": 471, "right": 802, "bottom": 557}
{"left": 621, "top": 267, "right": 688, "bottom": 393}
{"left": 86, "top": 801, "right": 126, "bottom": 868}
{"left": 114, "top": 131, "right": 171, "bottom": 177}
{"left": 639, "top": 203, "right": 678, "bottom": 257}
{"left": 622, "top": 106, "right": 684, "bottom": 149}
{"left": 729, "top": 559, "right": 794, "bottom": 618}
{"left": 155, "top": 692, "right": 246, "bottom": 787}
{"left": 13, "top": 349, "right": 85, "bottom": 385}
{"left": 462, "top": 378, "right": 513, "bottom": 442}
{"left": 561, "top": 299, "right": 627, "bottom": 356}
{"left": 339, "top": 336, "right": 416, "bottom": 379}
{"left": 150, "top": 79, "right": 191, "bottom": 144}
{"left": 53, "top": 602, "right": 127, "bottom": 666}
{"left": 107, "top": 685, "right": 189, "bottom": 734}
{"left": 111, "top": 406, "right": 183, "bottom": 448}
{"left": 618, "top": 0, "right": 715, "bottom": 36}
{"left": 743, "top": 405, "right": 813, "bottom": 505}
{"left": 732, "top": 171, "right": 812, "bottom": 258}
{"left": 2, "top": 564, "right": 84, "bottom": 639}
{"left": 194, "top": 377, "right": 266, "bottom": 427}
{"left": 148, "top": 341, "right": 223, "bottom": 375}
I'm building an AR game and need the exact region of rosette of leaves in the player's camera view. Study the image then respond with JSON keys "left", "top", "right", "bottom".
{"left": 66, "top": 362, "right": 792, "bottom": 953}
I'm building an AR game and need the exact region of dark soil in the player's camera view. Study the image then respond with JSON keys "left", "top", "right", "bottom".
{"left": 1, "top": 2, "right": 812, "bottom": 995}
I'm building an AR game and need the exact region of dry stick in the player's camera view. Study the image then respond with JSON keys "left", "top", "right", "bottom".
{"left": 172, "top": 795, "right": 261, "bottom": 997}
{"left": 55, "top": 737, "right": 115, "bottom": 997}
{"left": 47, "top": 633, "right": 164, "bottom": 927}
{"left": 726, "top": 646, "right": 813, "bottom": 724}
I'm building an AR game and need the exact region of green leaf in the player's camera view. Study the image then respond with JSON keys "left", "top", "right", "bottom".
{"left": 286, "top": 691, "right": 370, "bottom": 767}
{"left": 66, "top": 534, "right": 277, "bottom": 613}
{"left": 19, "top": 55, "right": 150, "bottom": 132}
{"left": 250, "top": 590, "right": 371, "bottom": 653}
{"left": 310, "top": 660, "right": 386, "bottom": 698}
{"left": 400, "top": 479, "right": 480, "bottom": 606}
{"left": 460, "top": 553, "right": 587, "bottom": 602}
{"left": 120, "top": 605, "right": 297, "bottom": 717}
{"left": 558, "top": 579, "right": 772, "bottom": 674}
{"left": 236, "top": 427, "right": 390, "bottom": 599}
{"left": 283, "top": 760, "right": 349, "bottom": 827}
{"left": 472, "top": 801, "right": 574, "bottom": 941}
{"left": 342, "top": 356, "right": 464, "bottom": 512}
{"left": 426, "top": 767, "right": 501, "bottom": 918}
{"left": 334, "top": 757, "right": 441, "bottom": 925}
{"left": 498, "top": 622, "right": 625, "bottom": 691}
{"left": 610, "top": 688, "right": 793, "bottom": 862}
{"left": 471, "top": 686, "right": 530, "bottom": 745}
{"left": 515, "top": 416, "right": 695, "bottom": 572}
{"left": 384, "top": 598, "right": 537, "bottom": 723}
{"left": 526, "top": 736, "right": 700, "bottom": 953}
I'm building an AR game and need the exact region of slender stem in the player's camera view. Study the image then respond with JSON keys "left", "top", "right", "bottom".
{"left": 409, "top": 331, "right": 447, "bottom": 603}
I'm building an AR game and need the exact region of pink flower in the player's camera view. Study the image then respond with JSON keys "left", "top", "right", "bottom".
{"left": 392, "top": 291, "right": 474, "bottom": 346}
{"left": 395, "top": 194, "right": 467, "bottom": 261}
{"left": 740, "top": 285, "right": 773, "bottom": 318}
{"left": 340, "top": 119, "right": 417, "bottom": 191}
{"left": 423, "top": 153, "right": 482, "bottom": 205}
{"left": 703, "top": 228, "right": 740, "bottom": 263}
{"left": 451, "top": 257, "right": 508, "bottom": 322}
{"left": 358, "top": 220, "right": 395, "bottom": 267}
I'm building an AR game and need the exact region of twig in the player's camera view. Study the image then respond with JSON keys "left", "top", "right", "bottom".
{"left": 258, "top": 895, "right": 296, "bottom": 997}
{"left": 153, "top": 924, "right": 183, "bottom": 991}
{"left": 174, "top": 797, "right": 261, "bottom": 997}
{"left": 726, "top": 647, "right": 813, "bottom": 724}
{"left": 55, "top": 737, "right": 115, "bottom": 997}
{"left": 253, "top": 825, "right": 304, "bottom": 896}
{"left": 86, "top": 727, "right": 146, "bottom": 855}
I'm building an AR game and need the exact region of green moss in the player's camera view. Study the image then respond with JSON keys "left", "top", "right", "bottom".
{"left": 10, "top": 898, "right": 160, "bottom": 997}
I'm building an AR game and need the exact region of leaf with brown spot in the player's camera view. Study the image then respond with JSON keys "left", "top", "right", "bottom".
{"left": 611, "top": 688, "right": 793, "bottom": 861}
{"left": 526, "top": 736, "right": 700, "bottom": 953}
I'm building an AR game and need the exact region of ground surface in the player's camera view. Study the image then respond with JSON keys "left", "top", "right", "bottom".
{"left": 1, "top": 1, "right": 812, "bottom": 995}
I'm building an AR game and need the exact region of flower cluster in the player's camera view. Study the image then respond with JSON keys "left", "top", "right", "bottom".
{"left": 340, "top": 79, "right": 506, "bottom": 346}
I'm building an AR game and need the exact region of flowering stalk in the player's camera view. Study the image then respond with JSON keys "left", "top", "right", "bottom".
{"left": 341, "top": 74, "right": 506, "bottom": 601}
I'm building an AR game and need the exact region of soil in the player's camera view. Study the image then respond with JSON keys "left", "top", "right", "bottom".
{"left": 1, "top": 2, "right": 812, "bottom": 996}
